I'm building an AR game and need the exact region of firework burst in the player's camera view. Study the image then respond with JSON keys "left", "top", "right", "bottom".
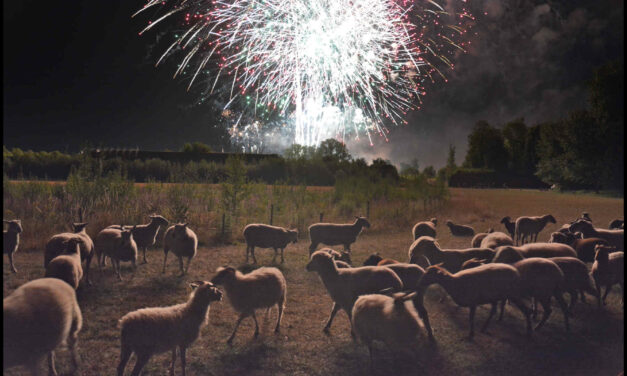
{"left": 135, "top": 0, "right": 474, "bottom": 148}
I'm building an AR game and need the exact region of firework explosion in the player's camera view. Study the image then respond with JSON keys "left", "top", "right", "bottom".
{"left": 135, "top": 0, "right": 474, "bottom": 150}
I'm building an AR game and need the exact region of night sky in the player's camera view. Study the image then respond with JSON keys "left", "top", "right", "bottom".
{"left": 3, "top": 0, "right": 624, "bottom": 167}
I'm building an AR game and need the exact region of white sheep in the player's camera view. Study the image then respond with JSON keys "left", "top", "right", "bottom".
{"left": 479, "top": 231, "right": 514, "bottom": 249}
{"left": 3, "top": 219, "right": 22, "bottom": 273}
{"left": 45, "top": 222, "right": 95, "bottom": 285}
{"left": 408, "top": 236, "right": 495, "bottom": 273}
{"left": 243, "top": 223, "right": 298, "bottom": 264}
{"left": 117, "top": 280, "right": 223, "bottom": 376}
{"left": 591, "top": 244, "right": 624, "bottom": 307}
{"left": 305, "top": 250, "right": 403, "bottom": 337}
{"left": 514, "top": 214, "right": 556, "bottom": 244}
{"left": 4, "top": 278, "right": 82, "bottom": 375}
{"left": 163, "top": 223, "right": 198, "bottom": 275}
{"left": 352, "top": 292, "right": 425, "bottom": 365}
{"left": 211, "top": 266, "right": 286, "bottom": 345}
{"left": 45, "top": 238, "right": 84, "bottom": 290}
{"left": 108, "top": 214, "right": 169, "bottom": 264}
{"left": 412, "top": 218, "right": 437, "bottom": 240}
{"left": 308, "top": 216, "right": 370, "bottom": 254}
{"left": 94, "top": 227, "right": 138, "bottom": 280}
{"left": 569, "top": 219, "right": 624, "bottom": 252}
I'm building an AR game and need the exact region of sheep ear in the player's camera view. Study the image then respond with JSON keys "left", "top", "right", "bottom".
{"left": 189, "top": 281, "right": 205, "bottom": 290}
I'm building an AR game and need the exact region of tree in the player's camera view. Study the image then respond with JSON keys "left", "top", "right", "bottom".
{"left": 463, "top": 121, "right": 508, "bottom": 171}
{"left": 446, "top": 145, "right": 456, "bottom": 170}
{"left": 370, "top": 158, "right": 399, "bottom": 181}
{"left": 423, "top": 166, "right": 436, "bottom": 178}
{"left": 502, "top": 118, "right": 528, "bottom": 173}
{"left": 317, "top": 138, "right": 351, "bottom": 163}
{"left": 400, "top": 158, "right": 420, "bottom": 177}
{"left": 182, "top": 142, "right": 212, "bottom": 154}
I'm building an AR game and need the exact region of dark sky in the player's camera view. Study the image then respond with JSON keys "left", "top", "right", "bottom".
{"left": 3, "top": 0, "right": 624, "bottom": 167}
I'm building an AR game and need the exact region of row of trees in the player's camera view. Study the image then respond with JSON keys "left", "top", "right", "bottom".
{"left": 462, "top": 60, "right": 623, "bottom": 192}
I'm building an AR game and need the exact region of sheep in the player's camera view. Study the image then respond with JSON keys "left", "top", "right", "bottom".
{"left": 384, "top": 263, "right": 425, "bottom": 291}
{"left": 510, "top": 258, "right": 570, "bottom": 332}
{"left": 591, "top": 244, "right": 624, "bottom": 307}
{"left": 352, "top": 292, "right": 425, "bottom": 366}
{"left": 94, "top": 227, "right": 138, "bottom": 280}
{"left": 243, "top": 224, "right": 298, "bottom": 264}
{"left": 117, "top": 281, "right": 223, "bottom": 376}
{"left": 408, "top": 236, "right": 495, "bottom": 273}
{"left": 580, "top": 212, "right": 592, "bottom": 222}
{"left": 3, "top": 219, "right": 22, "bottom": 273}
{"left": 308, "top": 216, "right": 370, "bottom": 254}
{"left": 412, "top": 218, "right": 437, "bottom": 240}
{"left": 108, "top": 214, "right": 169, "bottom": 264}
{"left": 471, "top": 228, "right": 494, "bottom": 248}
{"left": 44, "top": 222, "right": 95, "bottom": 285}
{"left": 479, "top": 231, "right": 514, "bottom": 249}
{"left": 45, "top": 238, "right": 84, "bottom": 290}
{"left": 514, "top": 214, "right": 556, "bottom": 245}
{"left": 163, "top": 223, "right": 197, "bottom": 275}
{"left": 548, "top": 231, "right": 581, "bottom": 246}
{"left": 609, "top": 219, "right": 624, "bottom": 230}
{"left": 4, "top": 278, "right": 82, "bottom": 375}
{"left": 500, "top": 216, "right": 516, "bottom": 238}
{"left": 415, "top": 263, "right": 532, "bottom": 338}
{"left": 548, "top": 257, "right": 599, "bottom": 312}
{"left": 494, "top": 243, "right": 577, "bottom": 261}
{"left": 305, "top": 250, "right": 406, "bottom": 337}
{"left": 211, "top": 266, "right": 286, "bottom": 345}
{"left": 445, "top": 220, "right": 475, "bottom": 236}
{"left": 571, "top": 237, "right": 610, "bottom": 263}
{"left": 569, "top": 220, "right": 624, "bottom": 251}
{"left": 325, "top": 248, "right": 353, "bottom": 268}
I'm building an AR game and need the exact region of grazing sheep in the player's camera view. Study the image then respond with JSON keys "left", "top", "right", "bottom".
{"left": 45, "top": 238, "right": 84, "bottom": 290}
{"left": 95, "top": 228, "right": 138, "bottom": 280}
{"left": 500, "top": 217, "right": 516, "bottom": 238}
{"left": 163, "top": 223, "right": 198, "bottom": 275}
{"left": 3, "top": 219, "right": 22, "bottom": 273}
{"left": 243, "top": 224, "right": 298, "bottom": 264}
{"left": 108, "top": 214, "right": 169, "bottom": 264}
{"left": 416, "top": 264, "right": 532, "bottom": 338}
{"left": 609, "top": 219, "right": 624, "bottom": 230}
{"left": 480, "top": 231, "right": 514, "bottom": 249}
{"left": 548, "top": 257, "right": 599, "bottom": 311}
{"left": 510, "top": 258, "right": 570, "bottom": 332}
{"left": 211, "top": 266, "right": 286, "bottom": 344}
{"left": 308, "top": 216, "right": 370, "bottom": 254}
{"left": 445, "top": 220, "right": 475, "bottom": 237}
{"left": 591, "top": 245, "right": 624, "bottom": 307}
{"left": 412, "top": 218, "right": 437, "bottom": 240}
{"left": 305, "top": 250, "right": 404, "bottom": 337}
{"left": 471, "top": 228, "right": 494, "bottom": 248}
{"left": 408, "top": 236, "right": 495, "bottom": 273}
{"left": 569, "top": 220, "right": 624, "bottom": 251}
{"left": 44, "top": 222, "right": 95, "bottom": 285}
{"left": 117, "top": 281, "right": 223, "bottom": 376}
{"left": 571, "top": 237, "right": 610, "bottom": 263}
{"left": 4, "top": 278, "right": 82, "bottom": 375}
{"left": 514, "top": 214, "right": 556, "bottom": 245}
{"left": 352, "top": 292, "right": 425, "bottom": 365}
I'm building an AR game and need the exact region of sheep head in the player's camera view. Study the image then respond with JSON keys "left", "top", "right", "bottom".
{"left": 445, "top": 220, "right": 453, "bottom": 227}
{"left": 306, "top": 251, "right": 334, "bottom": 272}
{"left": 355, "top": 216, "right": 371, "bottom": 229}
{"left": 500, "top": 217, "right": 511, "bottom": 224}
{"left": 190, "top": 280, "right": 223, "bottom": 303}
{"left": 72, "top": 222, "right": 88, "bottom": 233}
{"left": 363, "top": 253, "right": 382, "bottom": 266}
{"left": 430, "top": 218, "right": 438, "bottom": 226}
{"left": 581, "top": 212, "right": 592, "bottom": 222}
{"left": 211, "top": 266, "right": 238, "bottom": 285}
{"left": 288, "top": 229, "right": 298, "bottom": 244}
{"left": 173, "top": 223, "right": 189, "bottom": 238}
{"left": 150, "top": 215, "right": 169, "bottom": 227}
{"left": 569, "top": 219, "right": 593, "bottom": 235}
{"left": 545, "top": 214, "right": 557, "bottom": 224}
{"left": 3, "top": 219, "right": 22, "bottom": 233}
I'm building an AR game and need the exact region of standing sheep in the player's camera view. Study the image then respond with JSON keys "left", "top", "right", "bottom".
{"left": 163, "top": 223, "right": 197, "bottom": 276}
{"left": 211, "top": 266, "right": 286, "bottom": 345}
{"left": 591, "top": 244, "right": 624, "bottom": 307}
{"left": 408, "top": 236, "right": 495, "bottom": 273}
{"left": 109, "top": 214, "right": 169, "bottom": 264}
{"left": 95, "top": 227, "right": 138, "bottom": 280}
{"left": 4, "top": 278, "right": 82, "bottom": 375}
{"left": 308, "top": 216, "right": 370, "bottom": 254}
{"left": 569, "top": 220, "right": 624, "bottom": 251}
{"left": 117, "top": 281, "right": 223, "bottom": 376}
{"left": 412, "top": 218, "right": 437, "bottom": 240}
{"left": 45, "top": 222, "right": 95, "bottom": 285}
{"left": 352, "top": 292, "right": 425, "bottom": 366}
{"left": 548, "top": 257, "right": 599, "bottom": 311}
{"left": 445, "top": 220, "right": 475, "bottom": 236}
{"left": 243, "top": 223, "right": 298, "bottom": 264}
{"left": 45, "top": 238, "right": 84, "bottom": 290}
{"left": 471, "top": 228, "right": 494, "bottom": 248}
{"left": 570, "top": 237, "right": 609, "bottom": 263}
{"left": 480, "top": 231, "right": 514, "bottom": 249}
{"left": 514, "top": 214, "right": 556, "bottom": 245}
{"left": 494, "top": 242, "right": 577, "bottom": 260}
{"left": 3, "top": 219, "right": 22, "bottom": 273}
{"left": 305, "top": 250, "right": 404, "bottom": 337}
{"left": 500, "top": 216, "right": 516, "bottom": 238}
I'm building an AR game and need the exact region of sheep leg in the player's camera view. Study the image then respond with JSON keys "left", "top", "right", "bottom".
{"left": 280, "top": 247, "right": 285, "bottom": 264}
{"left": 115, "top": 260, "right": 123, "bottom": 281}
{"left": 67, "top": 329, "right": 80, "bottom": 373}
{"left": 169, "top": 348, "right": 177, "bottom": 376}
{"left": 117, "top": 343, "right": 132, "bottom": 376}
{"left": 129, "top": 351, "right": 151, "bottom": 376}
{"left": 245, "top": 245, "right": 250, "bottom": 263}
{"left": 178, "top": 256, "right": 184, "bottom": 276}
{"left": 368, "top": 344, "right": 374, "bottom": 371}
{"left": 497, "top": 299, "right": 506, "bottom": 321}
{"left": 272, "top": 248, "right": 278, "bottom": 264}
{"left": 509, "top": 298, "right": 533, "bottom": 336}
{"left": 554, "top": 292, "right": 570, "bottom": 331}
{"left": 227, "top": 313, "right": 248, "bottom": 345}
{"left": 8, "top": 252, "right": 17, "bottom": 273}
{"left": 468, "top": 306, "right": 476, "bottom": 339}
{"left": 180, "top": 347, "right": 187, "bottom": 376}
{"left": 481, "top": 302, "right": 498, "bottom": 333}
{"left": 412, "top": 297, "right": 434, "bottom": 340}
{"left": 568, "top": 290, "right": 578, "bottom": 313}
{"left": 602, "top": 285, "right": 612, "bottom": 304}
{"left": 142, "top": 247, "right": 148, "bottom": 264}
{"left": 85, "top": 252, "right": 93, "bottom": 286}
{"left": 184, "top": 257, "right": 192, "bottom": 274}
{"left": 162, "top": 251, "right": 169, "bottom": 273}
{"left": 251, "top": 311, "right": 260, "bottom": 338}
{"left": 275, "top": 302, "right": 284, "bottom": 333}
{"left": 47, "top": 351, "right": 57, "bottom": 376}
{"left": 323, "top": 302, "right": 341, "bottom": 333}
{"left": 533, "top": 298, "right": 552, "bottom": 332}
{"left": 251, "top": 247, "right": 257, "bottom": 264}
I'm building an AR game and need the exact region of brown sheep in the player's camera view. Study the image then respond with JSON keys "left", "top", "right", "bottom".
{"left": 308, "top": 216, "right": 370, "bottom": 254}
{"left": 591, "top": 245, "right": 624, "bottom": 307}
{"left": 514, "top": 214, "right": 556, "bottom": 245}
{"left": 569, "top": 220, "right": 624, "bottom": 252}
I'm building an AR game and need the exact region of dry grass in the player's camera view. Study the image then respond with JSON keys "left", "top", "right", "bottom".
{"left": 3, "top": 188, "right": 624, "bottom": 376}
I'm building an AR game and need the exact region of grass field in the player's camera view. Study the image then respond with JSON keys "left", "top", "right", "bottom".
{"left": 3, "top": 188, "right": 624, "bottom": 376}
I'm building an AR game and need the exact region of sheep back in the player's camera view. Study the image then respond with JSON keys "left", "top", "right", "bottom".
{"left": 480, "top": 232, "right": 514, "bottom": 249}
{"left": 383, "top": 263, "right": 424, "bottom": 290}
{"left": 45, "top": 253, "right": 83, "bottom": 290}
{"left": 44, "top": 231, "right": 94, "bottom": 267}
{"left": 243, "top": 224, "right": 297, "bottom": 249}
{"left": 95, "top": 228, "right": 138, "bottom": 262}
{"left": 512, "top": 258, "right": 564, "bottom": 299}
{"left": 217, "top": 267, "right": 286, "bottom": 314}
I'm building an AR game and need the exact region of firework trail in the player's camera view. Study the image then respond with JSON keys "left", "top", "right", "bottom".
{"left": 135, "top": 0, "right": 474, "bottom": 149}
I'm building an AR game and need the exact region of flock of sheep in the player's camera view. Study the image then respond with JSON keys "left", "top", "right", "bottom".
{"left": 2, "top": 210, "right": 625, "bottom": 375}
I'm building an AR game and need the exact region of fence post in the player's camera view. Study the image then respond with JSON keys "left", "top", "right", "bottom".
{"left": 270, "top": 204, "right": 274, "bottom": 225}
{"left": 366, "top": 201, "right": 370, "bottom": 218}
{"left": 221, "top": 213, "right": 226, "bottom": 237}
{"left": 320, "top": 213, "right": 324, "bottom": 222}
